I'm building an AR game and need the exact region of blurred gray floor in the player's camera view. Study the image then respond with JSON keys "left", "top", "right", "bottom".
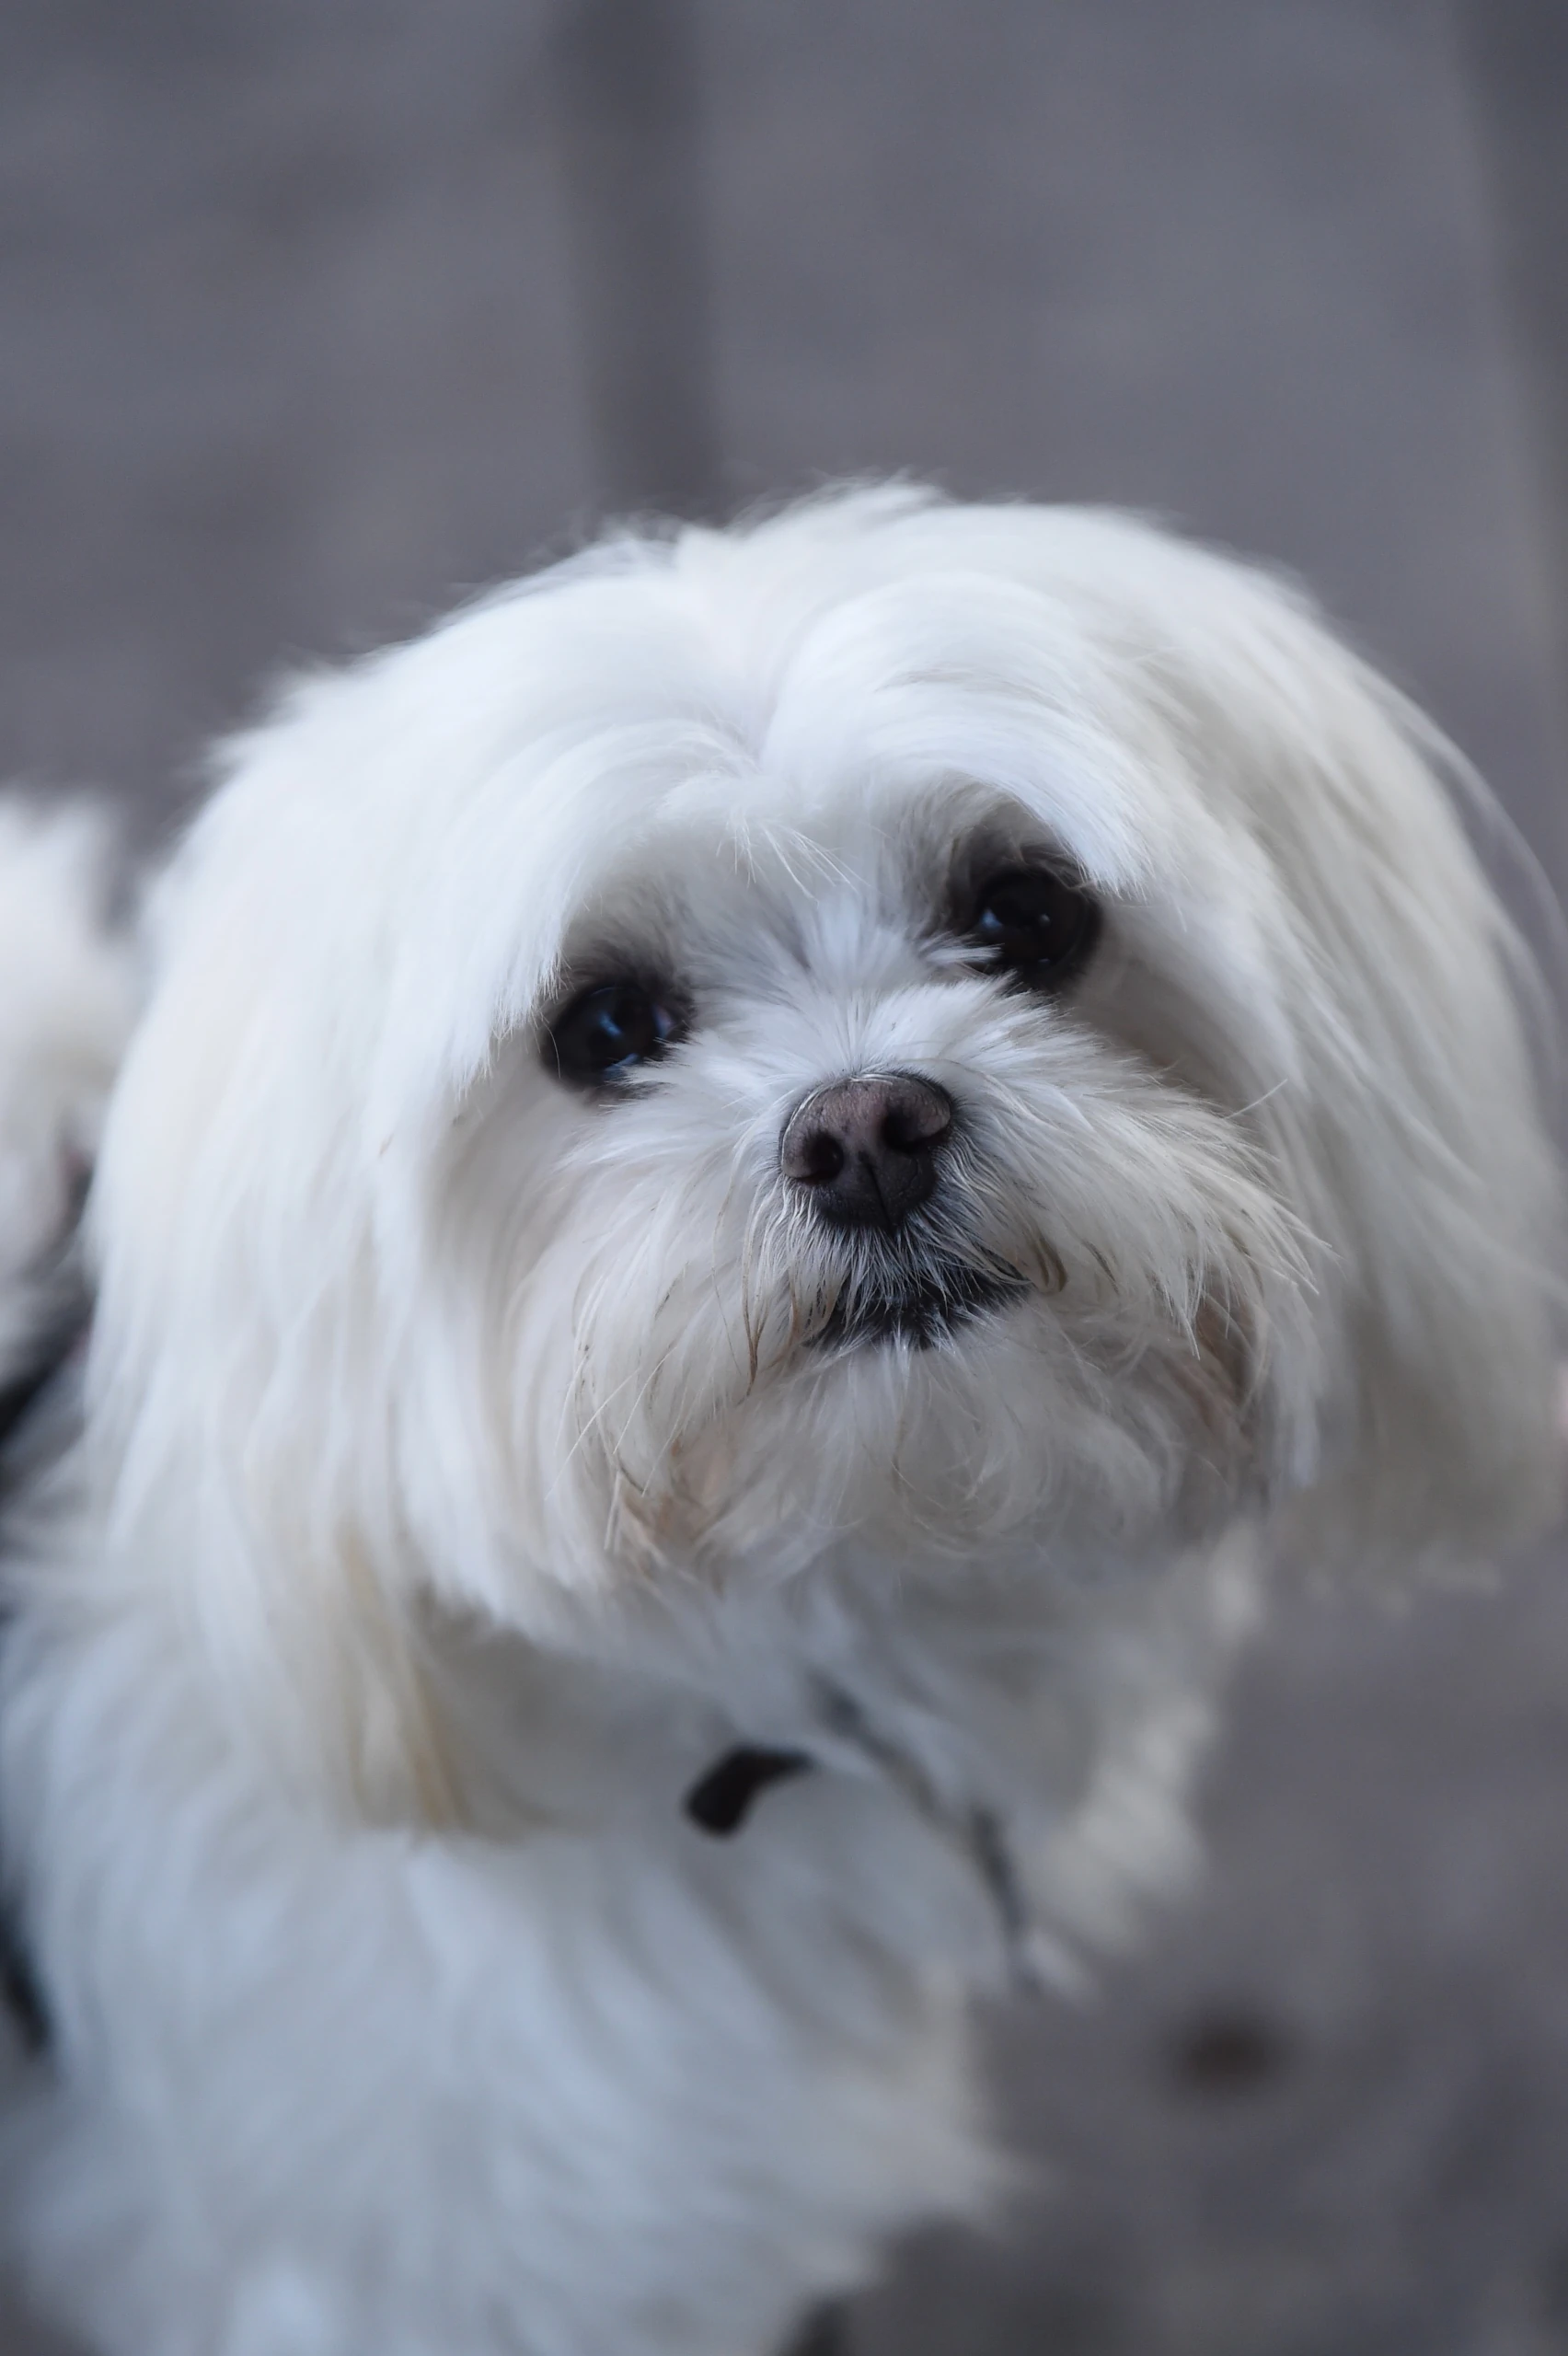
{"left": 3, "top": 4, "right": 1568, "bottom": 2351}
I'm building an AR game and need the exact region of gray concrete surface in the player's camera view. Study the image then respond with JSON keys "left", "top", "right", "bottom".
{"left": 2, "top": 5, "right": 1566, "bottom": 2350}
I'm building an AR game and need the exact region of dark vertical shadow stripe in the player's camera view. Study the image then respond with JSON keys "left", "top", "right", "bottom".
{"left": 1459, "top": 1, "right": 1568, "bottom": 723}
{"left": 548, "top": 0, "right": 721, "bottom": 516}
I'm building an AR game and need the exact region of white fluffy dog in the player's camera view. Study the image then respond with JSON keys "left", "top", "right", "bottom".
{"left": 0, "top": 487, "right": 1560, "bottom": 2356}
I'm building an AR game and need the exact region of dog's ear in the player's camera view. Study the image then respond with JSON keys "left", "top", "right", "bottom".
{"left": 1195, "top": 573, "right": 1564, "bottom": 1568}
{"left": 88, "top": 1161, "right": 466, "bottom": 1830}
{"left": 78, "top": 697, "right": 476, "bottom": 1829}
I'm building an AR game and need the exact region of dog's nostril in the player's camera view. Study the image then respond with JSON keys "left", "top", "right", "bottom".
{"left": 780, "top": 1074, "right": 952, "bottom": 1230}
{"left": 881, "top": 1091, "right": 951, "bottom": 1155}
{"left": 791, "top": 1127, "right": 847, "bottom": 1185}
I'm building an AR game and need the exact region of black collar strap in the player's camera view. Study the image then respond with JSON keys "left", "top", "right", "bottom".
{"left": 683, "top": 1745, "right": 813, "bottom": 1837}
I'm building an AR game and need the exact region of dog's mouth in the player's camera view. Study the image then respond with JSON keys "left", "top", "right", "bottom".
{"left": 812, "top": 1257, "right": 1028, "bottom": 1351}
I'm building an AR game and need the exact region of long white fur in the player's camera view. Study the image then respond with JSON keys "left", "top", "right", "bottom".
{"left": 0, "top": 487, "right": 1560, "bottom": 2355}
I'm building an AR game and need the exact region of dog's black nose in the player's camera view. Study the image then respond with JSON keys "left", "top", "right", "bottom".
{"left": 780, "top": 1074, "right": 953, "bottom": 1231}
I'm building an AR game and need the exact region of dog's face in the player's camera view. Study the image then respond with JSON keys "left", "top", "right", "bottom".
{"left": 89, "top": 491, "right": 1562, "bottom": 1799}
{"left": 447, "top": 767, "right": 1312, "bottom": 1601}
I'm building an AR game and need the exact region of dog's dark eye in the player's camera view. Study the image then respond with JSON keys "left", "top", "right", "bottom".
{"left": 966, "top": 865, "right": 1099, "bottom": 987}
{"left": 547, "top": 981, "right": 681, "bottom": 1085}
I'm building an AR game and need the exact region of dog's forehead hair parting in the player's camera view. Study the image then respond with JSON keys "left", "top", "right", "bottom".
{"left": 418, "top": 529, "right": 1206, "bottom": 1046}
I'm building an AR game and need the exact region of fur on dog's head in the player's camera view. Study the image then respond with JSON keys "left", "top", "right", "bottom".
{"left": 86, "top": 486, "right": 1562, "bottom": 1807}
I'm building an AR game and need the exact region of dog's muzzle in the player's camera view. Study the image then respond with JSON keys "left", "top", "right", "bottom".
{"left": 781, "top": 1074, "right": 1027, "bottom": 1349}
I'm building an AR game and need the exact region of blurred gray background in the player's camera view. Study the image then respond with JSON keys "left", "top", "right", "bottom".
{"left": 3, "top": 4, "right": 1568, "bottom": 2350}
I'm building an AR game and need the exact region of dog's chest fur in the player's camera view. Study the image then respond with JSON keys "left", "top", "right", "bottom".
{"left": 0, "top": 1524, "right": 1248, "bottom": 2356}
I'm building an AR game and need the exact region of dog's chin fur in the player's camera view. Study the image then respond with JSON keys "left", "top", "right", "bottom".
{"left": 0, "top": 486, "right": 1562, "bottom": 2356}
